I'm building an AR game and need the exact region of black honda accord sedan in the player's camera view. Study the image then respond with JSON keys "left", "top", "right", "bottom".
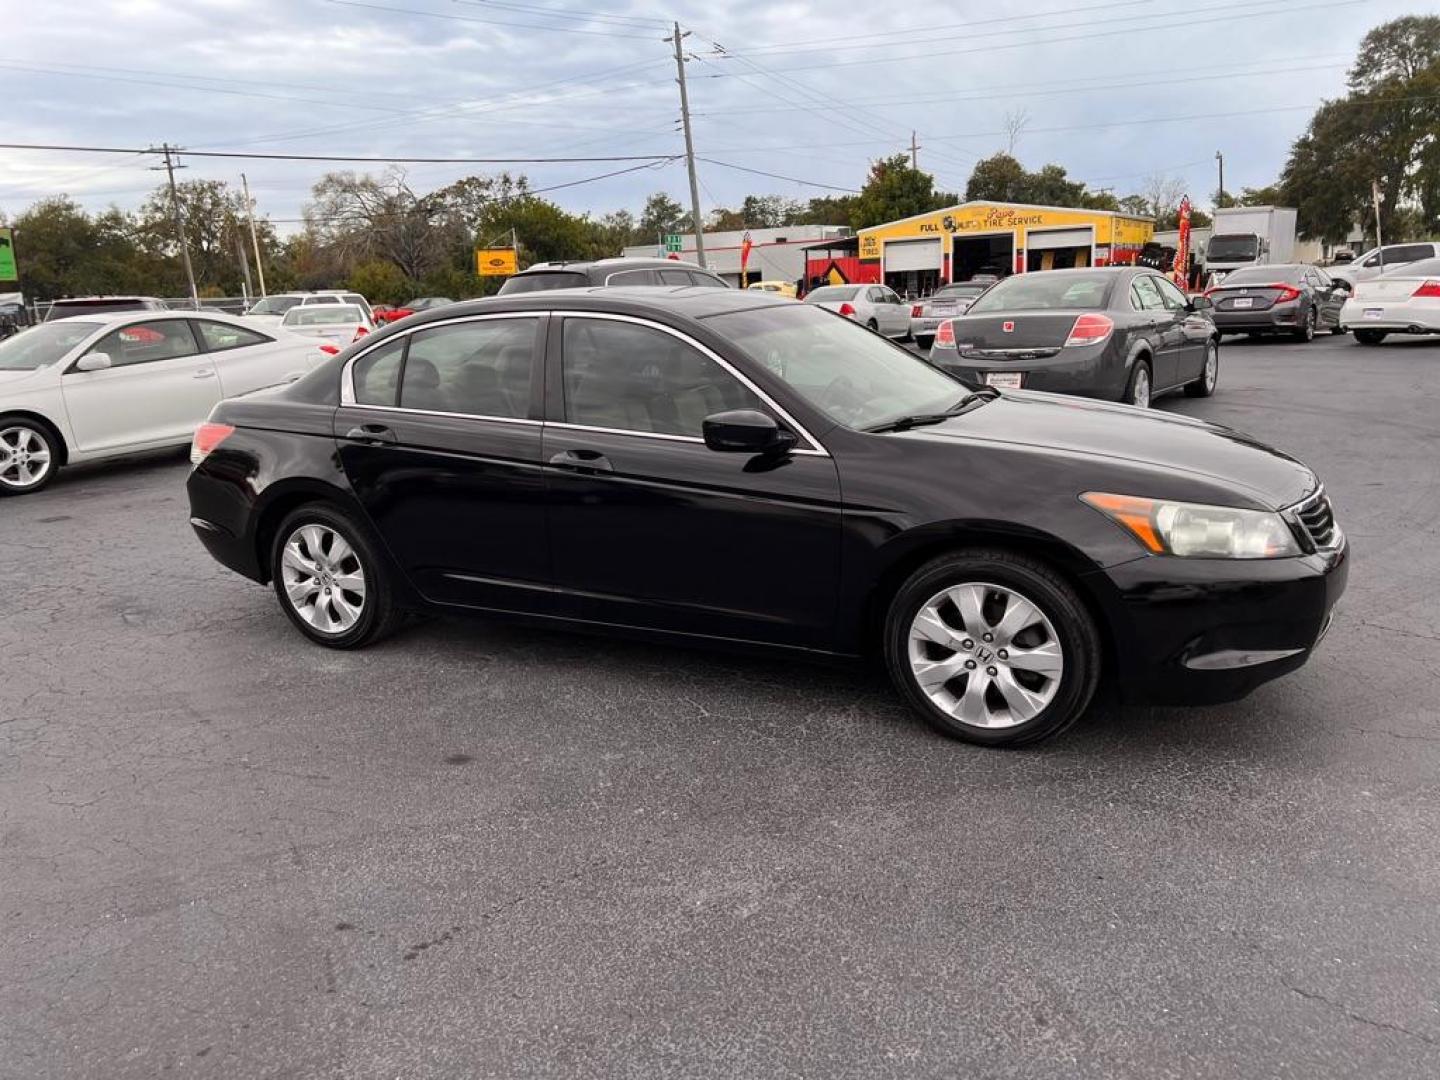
{"left": 188, "top": 288, "right": 1346, "bottom": 747}
{"left": 929, "top": 267, "right": 1219, "bottom": 408}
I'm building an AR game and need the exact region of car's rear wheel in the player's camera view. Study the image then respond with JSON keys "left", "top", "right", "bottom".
{"left": 1123, "top": 359, "right": 1151, "bottom": 408}
{"left": 1353, "top": 329, "right": 1388, "bottom": 345}
{"left": 884, "top": 550, "right": 1102, "bottom": 747}
{"left": 271, "top": 504, "right": 402, "bottom": 648}
{"left": 0, "top": 418, "right": 59, "bottom": 496}
{"left": 1293, "top": 305, "right": 1317, "bottom": 342}
{"left": 915, "top": 335, "right": 934, "bottom": 351}
{"left": 1185, "top": 339, "right": 1219, "bottom": 398}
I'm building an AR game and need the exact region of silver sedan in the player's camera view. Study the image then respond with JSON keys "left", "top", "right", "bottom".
{"left": 909, "top": 281, "right": 992, "bottom": 348}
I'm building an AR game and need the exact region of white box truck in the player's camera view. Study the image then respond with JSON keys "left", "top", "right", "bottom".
{"left": 1205, "top": 207, "right": 1299, "bottom": 283}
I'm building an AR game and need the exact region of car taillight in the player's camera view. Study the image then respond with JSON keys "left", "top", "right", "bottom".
{"left": 911, "top": 304, "right": 924, "bottom": 317}
{"left": 190, "top": 422, "right": 235, "bottom": 466}
{"left": 353, "top": 325, "right": 370, "bottom": 341}
{"left": 1064, "top": 313, "right": 1114, "bottom": 347}
{"left": 1271, "top": 284, "right": 1302, "bottom": 302}
{"left": 934, "top": 319, "right": 956, "bottom": 348}
{"left": 318, "top": 343, "right": 341, "bottom": 355}
{"left": 838, "top": 302, "right": 856, "bottom": 318}
{"left": 1412, "top": 280, "right": 1440, "bottom": 298}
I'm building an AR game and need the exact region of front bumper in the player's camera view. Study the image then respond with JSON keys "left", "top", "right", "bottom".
{"left": 1082, "top": 541, "right": 1349, "bottom": 705}
{"left": 1212, "top": 300, "right": 1304, "bottom": 333}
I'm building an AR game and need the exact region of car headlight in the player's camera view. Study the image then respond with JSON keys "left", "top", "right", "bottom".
{"left": 1081, "top": 492, "right": 1301, "bottom": 559}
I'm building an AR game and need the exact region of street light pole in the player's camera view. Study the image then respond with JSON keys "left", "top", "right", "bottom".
{"left": 1215, "top": 150, "right": 1225, "bottom": 207}
{"left": 669, "top": 22, "right": 706, "bottom": 269}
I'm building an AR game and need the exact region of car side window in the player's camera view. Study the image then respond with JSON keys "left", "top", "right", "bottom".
{"left": 690, "top": 271, "right": 727, "bottom": 288}
{"left": 562, "top": 318, "right": 765, "bottom": 438}
{"left": 88, "top": 319, "right": 200, "bottom": 368}
{"left": 1392, "top": 244, "right": 1434, "bottom": 265}
{"left": 194, "top": 319, "right": 271, "bottom": 352}
{"left": 606, "top": 269, "right": 660, "bottom": 286}
{"left": 1130, "top": 276, "right": 1166, "bottom": 311}
{"left": 658, "top": 269, "right": 693, "bottom": 286}
{"left": 399, "top": 318, "right": 538, "bottom": 418}
{"left": 866, "top": 287, "right": 885, "bottom": 303}
{"left": 352, "top": 338, "right": 405, "bottom": 407}
{"left": 1152, "top": 277, "right": 1189, "bottom": 311}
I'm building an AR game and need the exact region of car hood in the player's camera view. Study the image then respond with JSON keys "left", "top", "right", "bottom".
{"left": 908, "top": 389, "right": 1317, "bottom": 510}
{"left": 0, "top": 368, "right": 49, "bottom": 388}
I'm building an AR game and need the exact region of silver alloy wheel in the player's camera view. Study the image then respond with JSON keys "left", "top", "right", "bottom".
{"left": 0, "top": 425, "right": 53, "bottom": 491}
{"left": 1203, "top": 343, "right": 1218, "bottom": 391}
{"left": 1131, "top": 366, "right": 1151, "bottom": 408}
{"left": 907, "top": 581, "right": 1064, "bottom": 729}
{"left": 280, "top": 523, "right": 367, "bottom": 634}
{"left": 1303, "top": 307, "right": 1316, "bottom": 340}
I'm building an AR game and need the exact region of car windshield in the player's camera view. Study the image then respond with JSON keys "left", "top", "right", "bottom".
{"left": 0, "top": 321, "right": 99, "bottom": 370}
{"left": 1208, "top": 235, "right": 1259, "bottom": 261}
{"left": 498, "top": 273, "right": 588, "bottom": 295}
{"left": 1219, "top": 266, "right": 1303, "bottom": 286}
{"left": 283, "top": 305, "right": 361, "bottom": 326}
{"left": 805, "top": 286, "right": 860, "bottom": 303}
{"left": 709, "top": 304, "right": 967, "bottom": 432}
{"left": 966, "top": 272, "right": 1114, "bottom": 313}
{"left": 248, "top": 296, "right": 301, "bottom": 315}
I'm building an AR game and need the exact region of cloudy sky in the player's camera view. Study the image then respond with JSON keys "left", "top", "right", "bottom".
{"left": 0, "top": 0, "right": 1419, "bottom": 230}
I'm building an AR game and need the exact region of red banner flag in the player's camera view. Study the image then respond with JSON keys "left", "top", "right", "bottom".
{"left": 1174, "top": 196, "right": 1192, "bottom": 290}
{"left": 740, "top": 230, "right": 754, "bottom": 281}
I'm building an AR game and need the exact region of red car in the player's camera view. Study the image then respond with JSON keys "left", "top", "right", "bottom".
{"left": 377, "top": 297, "right": 455, "bottom": 323}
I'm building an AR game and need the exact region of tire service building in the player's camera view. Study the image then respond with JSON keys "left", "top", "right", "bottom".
{"left": 855, "top": 202, "right": 1155, "bottom": 296}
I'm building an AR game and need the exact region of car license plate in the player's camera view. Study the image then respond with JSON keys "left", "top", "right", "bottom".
{"left": 1232, "top": 297, "right": 1254, "bottom": 309}
{"left": 1363, "top": 308, "right": 1384, "bottom": 320}
{"left": 984, "top": 372, "right": 1023, "bottom": 389}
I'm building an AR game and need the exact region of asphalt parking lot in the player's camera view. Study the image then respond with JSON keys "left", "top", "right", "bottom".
{"left": 3, "top": 331, "right": 1438, "bottom": 1079}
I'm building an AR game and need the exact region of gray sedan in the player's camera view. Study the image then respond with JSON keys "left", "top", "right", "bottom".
{"left": 910, "top": 281, "right": 992, "bottom": 349}
{"left": 1205, "top": 263, "right": 1348, "bottom": 342}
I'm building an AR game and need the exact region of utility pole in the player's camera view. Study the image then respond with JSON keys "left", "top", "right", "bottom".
{"left": 1215, "top": 150, "right": 1225, "bottom": 207}
{"left": 241, "top": 173, "right": 267, "bottom": 298}
{"left": 1372, "top": 179, "right": 1385, "bottom": 269}
{"left": 234, "top": 229, "right": 254, "bottom": 306}
{"left": 910, "top": 130, "right": 921, "bottom": 171}
{"left": 669, "top": 22, "right": 706, "bottom": 269}
{"left": 154, "top": 144, "right": 198, "bottom": 308}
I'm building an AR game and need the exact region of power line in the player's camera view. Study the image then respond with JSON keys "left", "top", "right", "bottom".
{"left": 0, "top": 142, "right": 682, "bottom": 164}
{"left": 453, "top": 0, "right": 670, "bottom": 29}
{"left": 326, "top": 0, "right": 659, "bottom": 39}
{"left": 698, "top": 159, "right": 859, "bottom": 194}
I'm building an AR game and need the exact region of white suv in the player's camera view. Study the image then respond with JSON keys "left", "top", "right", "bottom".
{"left": 1331, "top": 242, "right": 1440, "bottom": 287}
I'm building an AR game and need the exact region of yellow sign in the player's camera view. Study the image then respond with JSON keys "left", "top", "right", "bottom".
{"left": 475, "top": 248, "right": 517, "bottom": 276}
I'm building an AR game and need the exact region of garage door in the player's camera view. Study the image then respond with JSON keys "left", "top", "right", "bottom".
{"left": 884, "top": 238, "right": 942, "bottom": 272}
{"left": 1027, "top": 227, "right": 1093, "bottom": 251}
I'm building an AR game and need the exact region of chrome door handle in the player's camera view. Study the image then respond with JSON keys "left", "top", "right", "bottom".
{"left": 549, "top": 449, "right": 612, "bottom": 473}
{"left": 344, "top": 424, "right": 397, "bottom": 445}
{"left": 193, "top": 368, "right": 216, "bottom": 379}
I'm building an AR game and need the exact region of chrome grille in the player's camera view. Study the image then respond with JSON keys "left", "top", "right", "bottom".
{"left": 1291, "top": 488, "right": 1341, "bottom": 551}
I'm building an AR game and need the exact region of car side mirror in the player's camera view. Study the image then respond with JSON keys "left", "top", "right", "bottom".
{"left": 1187, "top": 296, "right": 1213, "bottom": 312}
{"left": 1332, "top": 278, "right": 1352, "bottom": 292}
{"left": 702, "top": 409, "right": 794, "bottom": 454}
{"left": 75, "top": 352, "right": 112, "bottom": 372}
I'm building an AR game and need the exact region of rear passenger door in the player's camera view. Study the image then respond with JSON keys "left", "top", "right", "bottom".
{"left": 334, "top": 314, "right": 554, "bottom": 612}
{"left": 542, "top": 314, "right": 843, "bottom": 648}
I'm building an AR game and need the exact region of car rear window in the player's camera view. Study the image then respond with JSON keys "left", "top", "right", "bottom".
{"left": 1218, "top": 266, "right": 1305, "bottom": 286}
{"left": 806, "top": 286, "right": 860, "bottom": 302}
{"left": 498, "top": 271, "right": 589, "bottom": 295}
{"left": 966, "top": 272, "right": 1114, "bottom": 313}
{"left": 45, "top": 299, "right": 152, "bottom": 320}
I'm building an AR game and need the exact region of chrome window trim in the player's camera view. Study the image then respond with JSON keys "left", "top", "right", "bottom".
{"left": 551, "top": 310, "right": 829, "bottom": 457}
{"left": 340, "top": 312, "right": 543, "bottom": 408}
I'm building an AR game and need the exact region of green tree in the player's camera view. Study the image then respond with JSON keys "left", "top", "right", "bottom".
{"left": 136, "top": 178, "right": 273, "bottom": 295}
{"left": 346, "top": 260, "right": 414, "bottom": 305}
{"left": 853, "top": 155, "right": 956, "bottom": 230}
{"left": 965, "top": 154, "right": 1028, "bottom": 202}
{"left": 637, "top": 192, "right": 688, "bottom": 242}
{"left": 9, "top": 197, "right": 148, "bottom": 301}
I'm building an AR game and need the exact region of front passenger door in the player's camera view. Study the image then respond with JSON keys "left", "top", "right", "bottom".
{"left": 1129, "top": 276, "right": 1179, "bottom": 389}
{"left": 61, "top": 318, "right": 220, "bottom": 452}
{"left": 543, "top": 315, "right": 843, "bottom": 648}
{"left": 1152, "top": 275, "right": 1207, "bottom": 386}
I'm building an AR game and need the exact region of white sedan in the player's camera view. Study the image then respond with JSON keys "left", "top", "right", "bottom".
{"left": 0, "top": 311, "right": 329, "bottom": 495}
{"left": 803, "top": 283, "right": 912, "bottom": 339}
{"left": 280, "top": 303, "right": 373, "bottom": 347}
{"left": 1340, "top": 256, "right": 1440, "bottom": 345}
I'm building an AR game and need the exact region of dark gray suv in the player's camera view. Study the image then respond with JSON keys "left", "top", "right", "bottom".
{"left": 499, "top": 257, "right": 729, "bottom": 294}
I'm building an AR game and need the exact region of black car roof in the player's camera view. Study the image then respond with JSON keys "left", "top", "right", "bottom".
{"left": 389, "top": 286, "right": 789, "bottom": 331}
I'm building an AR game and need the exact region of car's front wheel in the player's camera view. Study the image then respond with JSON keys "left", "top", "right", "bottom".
{"left": 884, "top": 550, "right": 1102, "bottom": 747}
{"left": 1353, "top": 329, "right": 1388, "bottom": 345}
{"left": 1185, "top": 339, "right": 1219, "bottom": 398}
{"left": 0, "top": 417, "right": 59, "bottom": 497}
{"left": 271, "top": 504, "right": 402, "bottom": 648}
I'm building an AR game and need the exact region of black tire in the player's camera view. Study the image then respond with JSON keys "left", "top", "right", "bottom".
{"left": 883, "top": 549, "right": 1103, "bottom": 748}
{"left": 1122, "top": 357, "right": 1152, "bottom": 408}
{"left": 866, "top": 318, "right": 880, "bottom": 334}
{"left": 270, "top": 503, "right": 404, "bottom": 649}
{"left": 0, "top": 414, "right": 61, "bottom": 497}
{"left": 1353, "top": 329, "right": 1388, "bottom": 345}
{"left": 1184, "top": 338, "right": 1219, "bottom": 398}
{"left": 1293, "top": 305, "right": 1317, "bottom": 342}
{"left": 915, "top": 335, "right": 934, "bottom": 352}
